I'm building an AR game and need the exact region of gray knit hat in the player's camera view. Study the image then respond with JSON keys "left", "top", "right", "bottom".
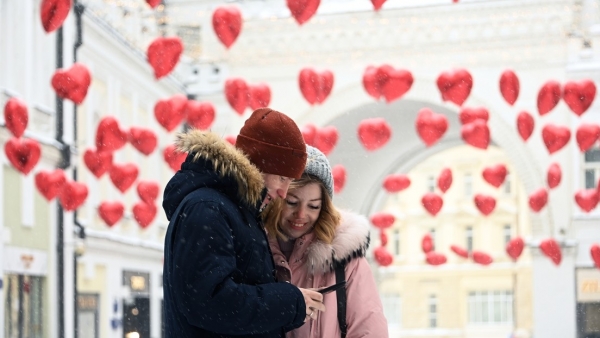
{"left": 304, "top": 146, "right": 334, "bottom": 198}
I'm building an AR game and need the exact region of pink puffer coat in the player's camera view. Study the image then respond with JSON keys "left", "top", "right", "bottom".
{"left": 270, "top": 210, "right": 389, "bottom": 338}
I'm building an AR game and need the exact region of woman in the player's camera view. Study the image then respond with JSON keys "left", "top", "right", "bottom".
{"left": 263, "top": 146, "right": 389, "bottom": 338}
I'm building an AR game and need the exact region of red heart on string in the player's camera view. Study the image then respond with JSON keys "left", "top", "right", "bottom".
{"left": 84, "top": 148, "right": 113, "bottom": 178}
{"left": 133, "top": 201, "right": 157, "bottom": 229}
{"left": 225, "top": 78, "right": 249, "bottom": 115}
{"left": 128, "top": 127, "right": 157, "bottom": 156}
{"left": 516, "top": 111, "right": 534, "bottom": 142}
{"left": 574, "top": 189, "right": 599, "bottom": 213}
{"left": 415, "top": 108, "right": 448, "bottom": 147}
{"left": 482, "top": 164, "right": 507, "bottom": 188}
{"left": 40, "top": 0, "right": 71, "bottom": 33}
{"left": 540, "top": 239, "right": 561, "bottom": 265}
{"left": 301, "top": 124, "right": 317, "bottom": 146}
{"left": 421, "top": 234, "right": 434, "bottom": 253}
{"left": 437, "top": 168, "right": 452, "bottom": 193}
{"left": 374, "top": 246, "right": 393, "bottom": 266}
{"left": 547, "top": 162, "right": 562, "bottom": 189}
{"left": 370, "top": 212, "right": 395, "bottom": 229}
{"left": 575, "top": 124, "right": 600, "bottom": 152}
{"left": 95, "top": 116, "right": 127, "bottom": 153}
{"left": 506, "top": 237, "right": 524, "bottom": 261}
{"left": 380, "top": 231, "right": 388, "bottom": 246}
{"left": 436, "top": 69, "right": 473, "bottom": 106}
{"left": 154, "top": 94, "right": 188, "bottom": 132}
{"left": 459, "top": 107, "right": 489, "bottom": 125}
{"left": 383, "top": 174, "right": 410, "bottom": 193}
{"left": 98, "top": 201, "right": 124, "bottom": 227}
{"left": 362, "top": 65, "right": 413, "bottom": 103}
{"left": 109, "top": 163, "right": 139, "bottom": 193}
{"left": 591, "top": 244, "right": 600, "bottom": 269}
{"left": 499, "top": 70, "right": 519, "bottom": 106}
{"left": 314, "top": 126, "right": 338, "bottom": 156}
{"left": 371, "top": 0, "right": 386, "bottom": 10}
{"left": 537, "top": 81, "right": 561, "bottom": 115}
{"left": 137, "top": 181, "right": 160, "bottom": 204}
{"left": 358, "top": 118, "right": 392, "bottom": 151}
{"left": 461, "top": 120, "right": 490, "bottom": 149}
{"left": 529, "top": 188, "right": 548, "bottom": 212}
{"left": 472, "top": 251, "right": 493, "bottom": 265}
{"left": 145, "top": 0, "right": 161, "bottom": 9}
{"left": 287, "top": 0, "right": 320, "bottom": 25}
{"left": 563, "top": 80, "right": 596, "bottom": 116}
{"left": 299, "top": 68, "right": 334, "bottom": 105}
{"left": 35, "top": 169, "right": 66, "bottom": 201}
{"left": 4, "top": 138, "right": 41, "bottom": 175}
{"left": 58, "top": 180, "right": 88, "bottom": 212}
{"left": 542, "top": 124, "right": 571, "bottom": 154}
{"left": 421, "top": 192, "right": 443, "bottom": 216}
{"left": 332, "top": 165, "right": 346, "bottom": 194}
{"left": 224, "top": 135, "right": 237, "bottom": 146}
{"left": 248, "top": 83, "right": 271, "bottom": 111}
{"left": 185, "top": 101, "right": 215, "bottom": 130}
{"left": 4, "top": 98, "right": 28, "bottom": 138}
{"left": 163, "top": 145, "right": 187, "bottom": 172}
{"left": 212, "top": 6, "right": 243, "bottom": 48}
{"left": 147, "top": 37, "right": 183, "bottom": 79}
{"left": 474, "top": 194, "right": 496, "bottom": 216}
{"left": 51, "top": 63, "right": 91, "bottom": 104}
{"left": 426, "top": 252, "right": 447, "bottom": 266}
{"left": 451, "top": 245, "right": 469, "bottom": 258}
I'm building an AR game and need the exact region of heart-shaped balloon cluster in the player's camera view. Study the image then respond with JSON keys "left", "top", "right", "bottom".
{"left": 154, "top": 94, "right": 188, "bottom": 132}
{"left": 302, "top": 124, "right": 339, "bottom": 156}
{"left": 224, "top": 78, "right": 272, "bottom": 115}
{"left": 363, "top": 65, "right": 413, "bottom": 103}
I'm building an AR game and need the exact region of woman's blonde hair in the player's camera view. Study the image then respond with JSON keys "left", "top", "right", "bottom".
{"left": 263, "top": 174, "right": 341, "bottom": 244}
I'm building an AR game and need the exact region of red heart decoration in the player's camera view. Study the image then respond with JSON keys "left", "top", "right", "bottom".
{"left": 371, "top": 0, "right": 386, "bottom": 10}
{"left": 224, "top": 135, "right": 237, "bottom": 146}
{"left": 4, "top": 98, "right": 28, "bottom": 138}
{"left": 472, "top": 251, "right": 493, "bottom": 266}
{"left": 529, "top": 188, "right": 548, "bottom": 212}
{"left": 421, "top": 234, "right": 434, "bottom": 253}
{"left": 482, "top": 164, "right": 507, "bottom": 188}
{"left": 436, "top": 69, "right": 473, "bottom": 106}
{"left": 58, "top": 180, "right": 88, "bottom": 212}
{"left": 437, "top": 168, "right": 452, "bottom": 193}
{"left": 499, "top": 70, "right": 520, "bottom": 106}
{"left": 35, "top": 169, "right": 66, "bottom": 201}
{"left": 362, "top": 65, "right": 413, "bottom": 103}
{"left": 4, "top": 138, "right": 41, "bottom": 175}
{"left": 540, "top": 239, "right": 562, "bottom": 265}
{"left": 248, "top": 83, "right": 271, "bottom": 111}
{"left": 212, "top": 6, "right": 243, "bottom": 48}
{"left": 137, "top": 181, "right": 160, "bottom": 204}
{"left": 332, "top": 165, "right": 346, "bottom": 194}
{"left": 506, "top": 237, "right": 524, "bottom": 261}
{"left": 109, "top": 163, "right": 139, "bottom": 193}
{"left": 147, "top": 37, "right": 183, "bottom": 79}
{"left": 133, "top": 201, "right": 157, "bottom": 229}
{"left": 287, "top": 0, "right": 320, "bottom": 25}
{"left": 547, "top": 163, "right": 562, "bottom": 189}
{"left": 459, "top": 107, "right": 489, "bottom": 125}
{"left": 426, "top": 252, "right": 447, "bottom": 266}
{"left": 163, "top": 145, "right": 187, "bottom": 172}
{"left": 314, "top": 126, "right": 338, "bottom": 156}
{"left": 374, "top": 246, "right": 393, "bottom": 266}
{"left": 537, "top": 81, "right": 562, "bottom": 115}
{"left": 225, "top": 78, "right": 249, "bottom": 115}
{"left": 421, "top": 192, "right": 443, "bottom": 216}
{"left": 98, "top": 201, "right": 124, "bottom": 227}
{"left": 299, "top": 68, "right": 334, "bottom": 105}
{"left": 474, "top": 194, "right": 496, "bottom": 216}
{"left": 461, "top": 120, "right": 490, "bottom": 149}
{"left": 40, "top": 0, "right": 71, "bottom": 33}
{"left": 516, "top": 111, "right": 534, "bottom": 142}
{"left": 370, "top": 212, "right": 395, "bottom": 229}
{"left": 415, "top": 108, "right": 448, "bottom": 147}
{"left": 575, "top": 124, "right": 600, "bottom": 152}
{"left": 145, "top": 0, "right": 161, "bottom": 8}
{"left": 301, "top": 124, "right": 317, "bottom": 146}
{"left": 575, "top": 189, "right": 599, "bottom": 213}
{"left": 451, "top": 245, "right": 469, "bottom": 258}
{"left": 383, "top": 174, "right": 411, "bottom": 193}
{"left": 591, "top": 244, "right": 600, "bottom": 269}
{"left": 154, "top": 94, "right": 188, "bottom": 132}
{"left": 379, "top": 231, "right": 388, "bottom": 246}
{"left": 357, "top": 118, "right": 392, "bottom": 151}
{"left": 185, "top": 101, "right": 215, "bottom": 130}
{"left": 128, "top": 127, "right": 157, "bottom": 156}
{"left": 542, "top": 124, "right": 571, "bottom": 154}
{"left": 84, "top": 148, "right": 113, "bottom": 178}
{"left": 563, "top": 80, "right": 596, "bottom": 116}
{"left": 51, "top": 63, "right": 91, "bottom": 104}
{"left": 95, "top": 116, "right": 127, "bottom": 153}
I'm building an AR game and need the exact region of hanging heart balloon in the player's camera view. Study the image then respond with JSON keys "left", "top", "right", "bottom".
{"left": 362, "top": 65, "right": 413, "bottom": 103}
{"left": 154, "top": 94, "right": 188, "bottom": 132}
{"left": 98, "top": 201, "right": 125, "bottom": 227}
{"left": 421, "top": 192, "right": 443, "bottom": 216}
{"left": 437, "top": 168, "right": 453, "bottom": 193}
{"left": 147, "top": 37, "right": 183, "bottom": 79}
{"left": 4, "top": 137, "right": 41, "bottom": 175}
{"left": 421, "top": 234, "right": 434, "bottom": 253}
{"left": 128, "top": 127, "right": 158, "bottom": 156}
{"left": 383, "top": 174, "right": 411, "bottom": 193}
{"left": 380, "top": 230, "right": 389, "bottom": 246}
{"left": 212, "top": 6, "right": 243, "bottom": 48}
{"left": 186, "top": 101, "right": 215, "bottom": 130}
{"left": 299, "top": 68, "right": 334, "bottom": 105}
{"left": 133, "top": 201, "right": 157, "bottom": 229}
{"left": 575, "top": 124, "right": 600, "bottom": 152}
{"left": 301, "top": 124, "right": 317, "bottom": 146}
{"left": 591, "top": 244, "right": 600, "bottom": 269}
{"left": 95, "top": 116, "right": 127, "bottom": 153}
{"left": 461, "top": 120, "right": 490, "bottom": 150}
{"left": 436, "top": 69, "right": 473, "bottom": 106}
{"left": 451, "top": 245, "right": 469, "bottom": 258}
{"left": 482, "top": 164, "right": 508, "bottom": 188}
{"left": 516, "top": 111, "right": 534, "bottom": 142}
{"left": 40, "top": 0, "right": 72, "bottom": 33}
{"left": 4, "top": 98, "right": 28, "bottom": 138}
{"left": 547, "top": 163, "right": 562, "bottom": 189}
{"left": 529, "top": 188, "right": 548, "bottom": 212}
{"left": 415, "top": 108, "right": 448, "bottom": 147}
{"left": 51, "top": 63, "right": 91, "bottom": 104}
{"left": 109, "top": 163, "right": 139, "bottom": 193}
{"left": 374, "top": 246, "right": 393, "bottom": 266}
{"left": 426, "top": 252, "right": 447, "bottom": 266}
{"left": 542, "top": 124, "right": 571, "bottom": 154}
{"left": 506, "top": 237, "right": 525, "bottom": 261}
{"left": 371, "top": 0, "right": 386, "bottom": 11}
{"left": 163, "top": 145, "right": 187, "bottom": 172}
{"left": 84, "top": 148, "right": 113, "bottom": 178}
{"left": 539, "top": 238, "right": 562, "bottom": 266}
{"left": 58, "top": 180, "right": 88, "bottom": 212}
{"left": 225, "top": 78, "right": 249, "bottom": 115}
{"left": 313, "top": 126, "right": 339, "bottom": 156}
{"left": 137, "top": 181, "right": 160, "bottom": 204}
{"left": 574, "top": 189, "right": 599, "bottom": 213}
{"left": 459, "top": 107, "right": 489, "bottom": 125}
{"left": 332, "top": 164, "right": 346, "bottom": 194}
{"left": 499, "top": 70, "right": 520, "bottom": 106}
{"left": 370, "top": 212, "right": 395, "bottom": 229}
{"left": 248, "top": 83, "right": 272, "bottom": 111}
{"left": 537, "top": 81, "right": 561, "bottom": 116}
{"left": 357, "top": 118, "right": 392, "bottom": 151}
{"left": 145, "top": 0, "right": 161, "bottom": 9}
{"left": 474, "top": 194, "right": 496, "bottom": 216}
{"left": 287, "top": 0, "right": 320, "bottom": 25}
{"left": 35, "top": 169, "right": 66, "bottom": 201}
{"left": 563, "top": 80, "right": 596, "bottom": 116}
{"left": 472, "top": 251, "right": 493, "bottom": 265}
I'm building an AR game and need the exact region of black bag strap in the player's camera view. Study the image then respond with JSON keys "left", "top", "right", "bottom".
{"left": 335, "top": 263, "right": 347, "bottom": 338}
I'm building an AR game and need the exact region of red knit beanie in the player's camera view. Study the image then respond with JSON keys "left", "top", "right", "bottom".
{"left": 236, "top": 108, "right": 307, "bottom": 179}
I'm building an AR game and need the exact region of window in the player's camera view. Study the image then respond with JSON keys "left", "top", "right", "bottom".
{"left": 5, "top": 275, "right": 45, "bottom": 338}
{"left": 468, "top": 291, "right": 513, "bottom": 324}
{"left": 382, "top": 294, "right": 402, "bottom": 326}
{"left": 392, "top": 229, "right": 401, "bottom": 257}
{"left": 427, "top": 175, "right": 436, "bottom": 192}
{"left": 503, "top": 225, "right": 511, "bottom": 245}
{"left": 503, "top": 174, "right": 511, "bottom": 194}
{"left": 466, "top": 227, "right": 473, "bottom": 252}
{"left": 428, "top": 295, "right": 437, "bottom": 328}
{"left": 430, "top": 228, "right": 436, "bottom": 251}
{"left": 464, "top": 173, "right": 472, "bottom": 197}
{"left": 583, "top": 146, "right": 600, "bottom": 189}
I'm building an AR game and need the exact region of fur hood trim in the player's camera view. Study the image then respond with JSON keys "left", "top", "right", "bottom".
{"left": 175, "top": 130, "right": 264, "bottom": 206}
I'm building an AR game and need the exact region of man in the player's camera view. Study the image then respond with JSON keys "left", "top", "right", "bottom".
{"left": 162, "top": 108, "right": 325, "bottom": 337}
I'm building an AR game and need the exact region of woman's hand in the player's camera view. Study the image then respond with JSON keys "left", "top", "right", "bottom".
{"left": 299, "top": 288, "right": 326, "bottom": 322}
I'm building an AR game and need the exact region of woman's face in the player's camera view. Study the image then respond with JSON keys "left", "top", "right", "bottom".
{"left": 278, "top": 182, "right": 322, "bottom": 240}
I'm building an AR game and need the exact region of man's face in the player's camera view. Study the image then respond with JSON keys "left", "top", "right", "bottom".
{"left": 261, "top": 174, "right": 292, "bottom": 208}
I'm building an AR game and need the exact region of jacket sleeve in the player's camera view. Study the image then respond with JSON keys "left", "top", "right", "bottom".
{"left": 171, "top": 201, "right": 306, "bottom": 335}
{"left": 345, "top": 257, "right": 389, "bottom": 338}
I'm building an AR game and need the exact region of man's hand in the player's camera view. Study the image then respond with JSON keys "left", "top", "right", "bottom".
{"left": 299, "top": 288, "right": 326, "bottom": 322}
